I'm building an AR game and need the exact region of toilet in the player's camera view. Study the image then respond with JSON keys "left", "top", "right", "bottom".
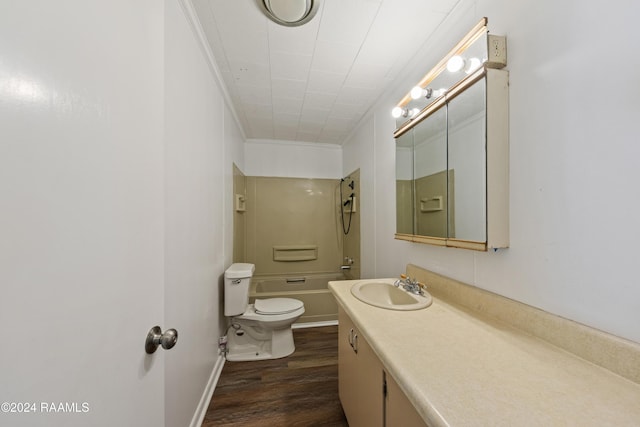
{"left": 224, "top": 263, "right": 305, "bottom": 361}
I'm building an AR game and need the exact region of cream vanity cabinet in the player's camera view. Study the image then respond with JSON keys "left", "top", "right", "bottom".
{"left": 338, "top": 307, "right": 427, "bottom": 427}
{"left": 338, "top": 307, "right": 383, "bottom": 426}
{"left": 385, "top": 373, "right": 429, "bottom": 427}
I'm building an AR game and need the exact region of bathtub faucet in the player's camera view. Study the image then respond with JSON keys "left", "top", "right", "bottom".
{"left": 341, "top": 256, "right": 354, "bottom": 270}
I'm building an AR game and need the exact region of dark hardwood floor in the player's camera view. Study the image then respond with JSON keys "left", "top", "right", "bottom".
{"left": 202, "top": 325, "right": 348, "bottom": 427}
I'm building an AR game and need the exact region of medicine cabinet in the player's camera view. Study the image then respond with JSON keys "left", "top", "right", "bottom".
{"left": 394, "top": 18, "right": 509, "bottom": 251}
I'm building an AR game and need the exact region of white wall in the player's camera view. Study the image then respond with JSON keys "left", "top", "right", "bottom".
{"left": 344, "top": 116, "right": 377, "bottom": 278}
{"left": 245, "top": 139, "right": 342, "bottom": 178}
{"left": 164, "top": 1, "right": 243, "bottom": 426}
{"left": 345, "top": 0, "right": 640, "bottom": 344}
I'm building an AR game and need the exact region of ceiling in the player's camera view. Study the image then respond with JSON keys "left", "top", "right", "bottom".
{"left": 191, "top": 0, "right": 460, "bottom": 145}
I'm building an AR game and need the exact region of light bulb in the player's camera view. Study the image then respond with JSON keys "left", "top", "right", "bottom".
{"left": 410, "top": 86, "right": 423, "bottom": 100}
{"left": 410, "top": 86, "right": 433, "bottom": 100}
{"left": 464, "top": 57, "right": 481, "bottom": 74}
{"left": 447, "top": 55, "right": 465, "bottom": 72}
{"left": 391, "top": 106, "right": 406, "bottom": 118}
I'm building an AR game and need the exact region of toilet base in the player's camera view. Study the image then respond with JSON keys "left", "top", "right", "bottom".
{"left": 226, "top": 323, "right": 296, "bottom": 362}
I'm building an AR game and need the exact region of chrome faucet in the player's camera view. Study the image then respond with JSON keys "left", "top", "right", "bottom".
{"left": 394, "top": 275, "right": 424, "bottom": 295}
{"left": 341, "top": 256, "right": 354, "bottom": 270}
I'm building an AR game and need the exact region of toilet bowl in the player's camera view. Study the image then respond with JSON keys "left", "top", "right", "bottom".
{"left": 224, "top": 264, "right": 305, "bottom": 361}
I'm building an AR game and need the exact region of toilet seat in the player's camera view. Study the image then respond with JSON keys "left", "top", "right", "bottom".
{"left": 235, "top": 303, "right": 305, "bottom": 323}
{"left": 254, "top": 298, "right": 303, "bottom": 315}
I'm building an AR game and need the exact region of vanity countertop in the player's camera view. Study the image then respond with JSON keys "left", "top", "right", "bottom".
{"left": 329, "top": 279, "right": 640, "bottom": 426}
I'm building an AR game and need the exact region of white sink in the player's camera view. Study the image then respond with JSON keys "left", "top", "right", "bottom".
{"left": 350, "top": 278, "right": 432, "bottom": 311}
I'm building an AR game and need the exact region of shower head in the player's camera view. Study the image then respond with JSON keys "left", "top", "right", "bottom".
{"left": 343, "top": 193, "right": 355, "bottom": 205}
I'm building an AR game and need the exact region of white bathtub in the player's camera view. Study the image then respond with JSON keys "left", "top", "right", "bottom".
{"left": 250, "top": 272, "right": 344, "bottom": 324}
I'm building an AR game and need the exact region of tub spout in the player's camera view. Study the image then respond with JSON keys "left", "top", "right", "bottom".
{"left": 341, "top": 265, "right": 351, "bottom": 270}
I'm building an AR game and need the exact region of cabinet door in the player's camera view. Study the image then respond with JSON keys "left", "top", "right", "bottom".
{"left": 385, "top": 372, "right": 429, "bottom": 427}
{"left": 338, "top": 308, "right": 359, "bottom": 423}
{"left": 338, "top": 307, "right": 384, "bottom": 427}
{"left": 355, "top": 327, "right": 384, "bottom": 427}
{"left": 447, "top": 77, "right": 486, "bottom": 242}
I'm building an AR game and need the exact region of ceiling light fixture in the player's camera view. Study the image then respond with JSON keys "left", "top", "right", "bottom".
{"left": 258, "top": 0, "right": 320, "bottom": 27}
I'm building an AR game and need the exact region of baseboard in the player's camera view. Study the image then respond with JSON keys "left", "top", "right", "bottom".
{"left": 189, "top": 354, "right": 226, "bottom": 427}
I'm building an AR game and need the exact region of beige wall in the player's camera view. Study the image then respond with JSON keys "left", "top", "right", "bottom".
{"left": 232, "top": 164, "right": 246, "bottom": 263}
{"left": 245, "top": 176, "right": 343, "bottom": 275}
{"left": 396, "top": 179, "right": 413, "bottom": 235}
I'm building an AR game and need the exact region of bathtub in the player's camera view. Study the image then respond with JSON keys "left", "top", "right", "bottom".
{"left": 250, "top": 272, "right": 344, "bottom": 325}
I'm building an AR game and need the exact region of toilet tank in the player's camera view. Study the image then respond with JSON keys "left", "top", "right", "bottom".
{"left": 224, "top": 263, "right": 255, "bottom": 316}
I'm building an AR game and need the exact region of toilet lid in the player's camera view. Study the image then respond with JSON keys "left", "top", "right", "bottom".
{"left": 254, "top": 298, "right": 303, "bottom": 315}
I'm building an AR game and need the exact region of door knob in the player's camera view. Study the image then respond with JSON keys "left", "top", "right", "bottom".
{"left": 145, "top": 326, "right": 178, "bottom": 354}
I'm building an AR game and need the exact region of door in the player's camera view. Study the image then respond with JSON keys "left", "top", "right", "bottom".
{"left": 0, "top": 1, "right": 166, "bottom": 426}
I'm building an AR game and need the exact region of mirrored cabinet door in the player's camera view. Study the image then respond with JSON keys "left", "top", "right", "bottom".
{"left": 395, "top": 131, "right": 414, "bottom": 235}
{"left": 414, "top": 107, "right": 448, "bottom": 239}
{"left": 447, "top": 78, "right": 487, "bottom": 242}
{"left": 394, "top": 69, "right": 508, "bottom": 251}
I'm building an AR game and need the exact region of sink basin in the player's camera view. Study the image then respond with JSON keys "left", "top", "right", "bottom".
{"left": 350, "top": 278, "right": 432, "bottom": 311}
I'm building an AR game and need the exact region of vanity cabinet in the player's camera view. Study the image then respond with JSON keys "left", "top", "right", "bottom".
{"left": 338, "top": 307, "right": 384, "bottom": 427}
{"left": 338, "top": 307, "right": 427, "bottom": 427}
{"left": 385, "top": 372, "right": 429, "bottom": 427}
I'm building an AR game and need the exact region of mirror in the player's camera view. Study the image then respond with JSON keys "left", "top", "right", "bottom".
{"left": 395, "top": 131, "right": 414, "bottom": 235}
{"left": 413, "top": 107, "right": 448, "bottom": 238}
{"left": 393, "top": 18, "right": 508, "bottom": 251}
{"left": 446, "top": 78, "right": 486, "bottom": 241}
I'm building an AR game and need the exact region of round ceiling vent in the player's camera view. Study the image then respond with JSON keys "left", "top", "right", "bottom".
{"left": 258, "top": 0, "right": 320, "bottom": 27}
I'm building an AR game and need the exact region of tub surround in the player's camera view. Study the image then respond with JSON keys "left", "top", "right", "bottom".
{"left": 329, "top": 265, "right": 640, "bottom": 426}
{"left": 244, "top": 176, "right": 342, "bottom": 275}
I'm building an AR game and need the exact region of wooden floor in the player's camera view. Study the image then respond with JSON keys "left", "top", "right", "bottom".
{"left": 202, "top": 326, "right": 348, "bottom": 427}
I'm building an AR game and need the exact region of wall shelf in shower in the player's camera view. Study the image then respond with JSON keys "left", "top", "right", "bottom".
{"left": 273, "top": 245, "right": 318, "bottom": 262}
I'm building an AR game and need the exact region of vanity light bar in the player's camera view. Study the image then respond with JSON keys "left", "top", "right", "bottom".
{"left": 393, "top": 65, "right": 486, "bottom": 138}
{"left": 395, "top": 17, "right": 488, "bottom": 109}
